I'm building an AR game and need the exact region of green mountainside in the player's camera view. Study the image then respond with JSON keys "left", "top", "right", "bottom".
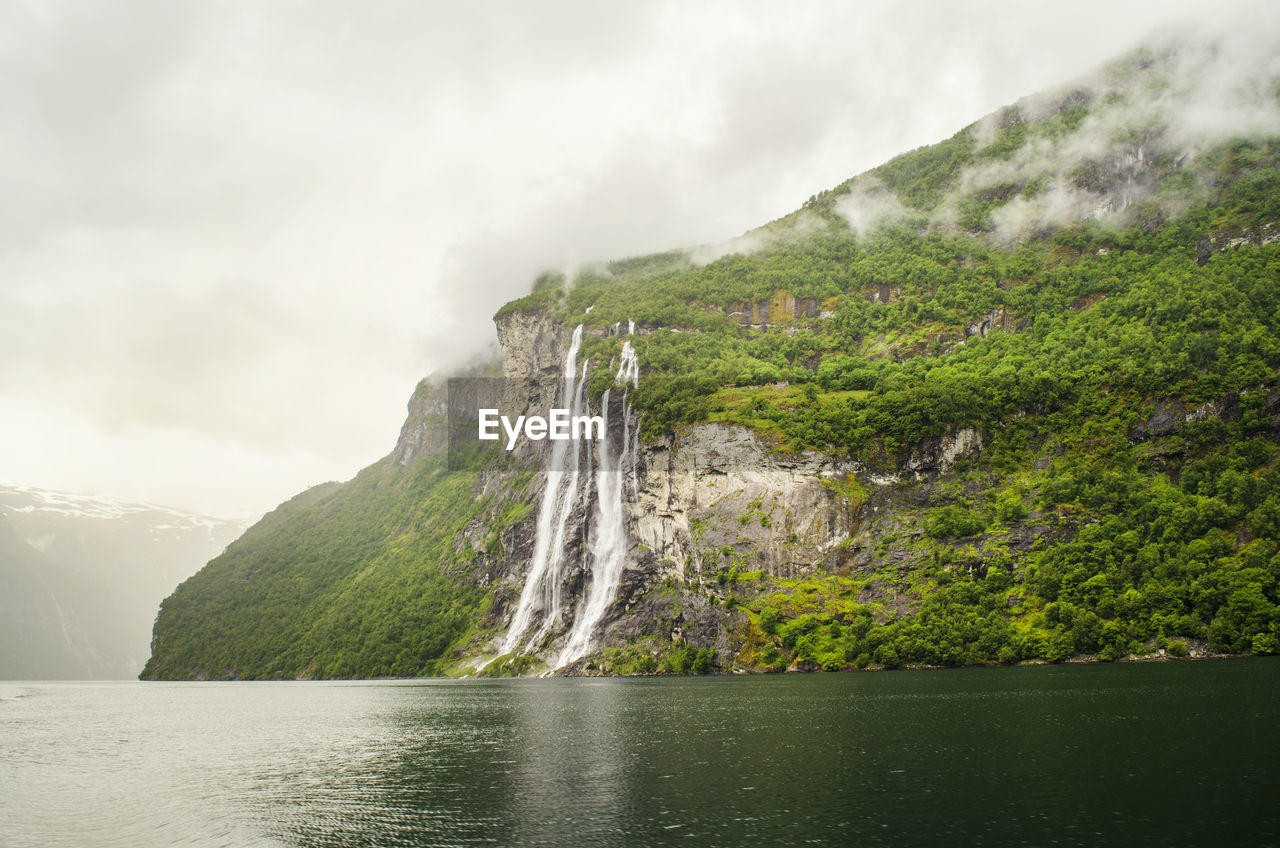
{"left": 144, "top": 40, "right": 1280, "bottom": 679}
{"left": 143, "top": 448, "right": 492, "bottom": 679}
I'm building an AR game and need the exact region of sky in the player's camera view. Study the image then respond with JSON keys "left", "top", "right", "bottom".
{"left": 0, "top": 0, "right": 1271, "bottom": 518}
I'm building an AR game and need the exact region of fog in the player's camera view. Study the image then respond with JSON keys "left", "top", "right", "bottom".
{"left": 964, "top": 31, "right": 1280, "bottom": 243}
{"left": 0, "top": 0, "right": 1267, "bottom": 517}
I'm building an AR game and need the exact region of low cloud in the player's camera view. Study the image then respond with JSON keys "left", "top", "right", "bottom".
{"left": 950, "top": 27, "right": 1280, "bottom": 243}
{"left": 986, "top": 180, "right": 1108, "bottom": 242}
{"left": 834, "top": 180, "right": 912, "bottom": 238}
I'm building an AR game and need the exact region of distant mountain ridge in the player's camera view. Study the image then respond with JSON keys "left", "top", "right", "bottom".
{"left": 0, "top": 482, "right": 247, "bottom": 678}
{"left": 0, "top": 514, "right": 132, "bottom": 678}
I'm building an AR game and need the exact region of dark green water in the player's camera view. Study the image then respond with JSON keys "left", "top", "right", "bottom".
{"left": 2, "top": 659, "right": 1277, "bottom": 847}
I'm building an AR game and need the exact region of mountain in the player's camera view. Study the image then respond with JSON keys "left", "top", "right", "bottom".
{"left": 0, "top": 483, "right": 247, "bottom": 677}
{"left": 0, "top": 514, "right": 135, "bottom": 678}
{"left": 144, "top": 37, "right": 1280, "bottom": 680}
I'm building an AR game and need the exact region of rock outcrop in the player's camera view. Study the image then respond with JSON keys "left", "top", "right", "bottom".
{"left": 391, "top": 378, "right": 448, "bottom": 466}
{"left": 632, "top": 424, "right": 858, "bottom": 581}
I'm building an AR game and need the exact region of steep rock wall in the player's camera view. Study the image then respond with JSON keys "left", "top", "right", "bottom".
{"left": 632, "top": 425, "right": 858, "bottom": 580}
{"left": 478, "top": 311, "right": 987, "bottom": 670}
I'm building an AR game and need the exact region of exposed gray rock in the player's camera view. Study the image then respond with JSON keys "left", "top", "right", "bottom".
{"left": 391, "top": 377, "right": 448, "bottom": 466}
{"left": 631, "top": 423, "right": 861, "bottom": 582}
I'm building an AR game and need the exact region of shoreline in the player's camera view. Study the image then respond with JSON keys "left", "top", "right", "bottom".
{"left": 131, "top": 649, "right": 1274, "bottom": 682}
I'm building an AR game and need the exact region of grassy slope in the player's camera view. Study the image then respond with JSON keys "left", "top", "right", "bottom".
{"left": 142, "top": 455, "right": 492, "bottom": 680}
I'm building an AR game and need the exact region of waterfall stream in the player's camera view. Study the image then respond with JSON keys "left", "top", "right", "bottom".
{"left": 558, "top": 339, "right": 639, "bottom": 667}
{"left": 500, "top": 325, "right": 589, "bottom": 655}
{"left": 499, "top": 324, "right": 640, "bottom": 668}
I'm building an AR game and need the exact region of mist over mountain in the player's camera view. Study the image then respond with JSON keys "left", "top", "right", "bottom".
{"left": 0, "top": 514, "right": 132, "bottom": 678}
{"left": 144, "top": 34, "right": 1280, "bottom": 680}
{"left": 0, "top": 483, "right": 247, "bottom": 678}
{"left": 822, "top": 32, "right": 1280, "bottom": 242}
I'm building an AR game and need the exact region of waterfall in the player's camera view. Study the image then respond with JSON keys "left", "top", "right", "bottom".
{"left": 500, "top": 323, "right": 641, "bottom": 668}
{"left": 615, "top": 338, "right": 639, "bottom": 387}
{"left": 558, "top": 338, "right": 640, "bottom": 668}
{"left": 500, "top": 325, "right": 588, "bottom": 654}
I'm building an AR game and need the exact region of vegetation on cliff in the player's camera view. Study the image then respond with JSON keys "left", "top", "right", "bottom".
{"left": 142, "top": 454, "right": 493, "bottom": 679}
{"left": 145, "top": 40, "right": 1280, "bottom": 678}
{"left": 485, "top": 43, "right": 1280, "bottom": 671}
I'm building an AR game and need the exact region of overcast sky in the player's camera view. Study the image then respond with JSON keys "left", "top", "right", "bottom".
{"left": 0, "top": 0, "right": 1270, "bottom": 518}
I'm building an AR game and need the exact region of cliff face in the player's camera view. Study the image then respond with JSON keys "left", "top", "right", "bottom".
{"left": 632, "top": 424, "right": 858, "bottom": 581}
{"left": 391, "top": 378, "right": 448, "bottom": 466}
{"left": 494, "top": 310, "right": 573, "bottom": 425}
{"left": 473, "top": 312, "right": 992, "bottom": 673}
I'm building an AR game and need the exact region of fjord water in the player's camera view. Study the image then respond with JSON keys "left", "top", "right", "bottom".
{"left": 3, "top": 660, "right": 1277, "bottom": 847}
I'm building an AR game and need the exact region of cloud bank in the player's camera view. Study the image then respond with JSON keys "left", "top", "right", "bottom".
{"left": 0, "top": 0, "right": 1266, "bottom": 514}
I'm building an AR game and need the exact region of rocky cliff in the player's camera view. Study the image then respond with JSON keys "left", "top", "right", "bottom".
{"left": 469, "top": 273, "right": 1280, "bottom": 675}
{"left": 460, "top": 313, "right": 1006, "bottom": 674}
